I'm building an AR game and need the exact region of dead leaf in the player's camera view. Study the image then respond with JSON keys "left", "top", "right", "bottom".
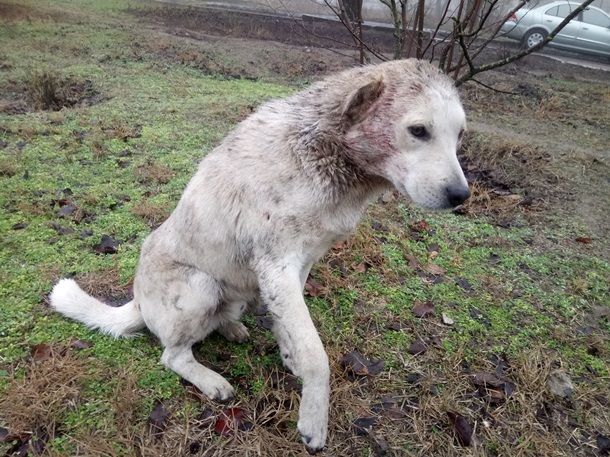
{"left": 412, "top": 301, "right": 434, "bottom": 318}
{"left": 473, "top": 372, "right": 504, "bottom": 388}
{"left": 403, "top": 252, "right": 420, "bottom": 269}
{"left": 352, "top": 417, "right": 377, "bottom": 436}
{"left": 56, "top": 204, "right": 77, "bottom": 218}
{"left": 270, "top": 372, "right": 301, "bottom": 392}
{"left": 592, "top": 305, "right": 610, "bottom": 320}
{"left": 340, "top": 351, "right": 384, "bottom": 376}
{"left": 214, "top": 408, "right": 252, "bottom": 436}
{"left": 148, "top": 400, "right": 170, "bottom": 438}
{"left": 424, "top": 263, "right": 445, "bottom": 275}
{"left": 597, "top": 434, "right": 610, "bottom": 454}
{"left": 470, "top": 308, "right": 490, "bottom": 326}
{"left": 30, "top": 427, "right": 52, "bottom": 455}
{"left": 371, "top": 221, "right": 389, "bottom": 232}
{"left": 30, "top": 343, "right": 54, "bottom": 361}
{"left": 255, "top": 316, "right": 274, "bottom": 330}
{"left": 409, "top": 220, "right": 430, "bottom": 232}
{"left": 69, "top": 338, "right": 94, "bottom": 350}
{"left": 92, "top": 234, "right": 119, "bottom": 255}
{"left": 386, "top": 322, "right": 410, "bottom": 331}
{"left": 304, "top": 277, "right": 328, "bottom": 297}
{"left": 447, "top": 411, "right": 473, "bottom": 446}
{"left": 354, "top": 261, "right": 371, "bottom": 273}
{"left": 428, "top": 243, "right": 441, "bottom": 253}
{"left": 575, "top": 237, "right": 592, "bottom": 244}
{"left": 407, "top": 340, "right": 427, "bottom": 355}
{"left": 455, "top": 278, "right": 473, "bottom": 291}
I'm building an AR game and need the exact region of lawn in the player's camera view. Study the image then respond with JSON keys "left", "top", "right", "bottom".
{"left": 1, "top": 0, "right": 609, "bottom": 455}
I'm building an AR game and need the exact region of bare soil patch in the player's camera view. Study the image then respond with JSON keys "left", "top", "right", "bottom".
{"left": 0, "top": 71, "right": 103, "bottom": 114}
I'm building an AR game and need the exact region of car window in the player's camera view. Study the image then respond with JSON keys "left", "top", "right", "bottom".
{"left": 545, "top": 4, "right": 573, "bottom": 18}
{"left": 581, "top": 8, "right": 610, "bottom": 27}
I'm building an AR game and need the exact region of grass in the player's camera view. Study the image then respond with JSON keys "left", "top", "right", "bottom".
{"left": 1, "top": 0, "right": 610, "bottom": 455}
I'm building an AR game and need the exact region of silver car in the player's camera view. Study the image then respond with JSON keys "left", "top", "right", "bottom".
{"left": 500, "top": 1, "right": 610, "bottom": 60}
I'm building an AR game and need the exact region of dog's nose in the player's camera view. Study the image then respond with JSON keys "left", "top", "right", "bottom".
{"left": 446, "top": 184, "right": 471, "bottom": 207}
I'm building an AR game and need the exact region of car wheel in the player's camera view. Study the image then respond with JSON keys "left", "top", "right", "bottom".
{"left": 522, "top": 29, "right": 548, "bottom": 50}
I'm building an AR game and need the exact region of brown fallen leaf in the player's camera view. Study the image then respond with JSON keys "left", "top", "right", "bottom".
{"left": 473, "top": 372, "right": 504, "bottom": 388}
{"left": 424, "top": 263, "right": 445, "bottom": 276}
{"left": 354, "top": 261, "right": 371, "bottom": 273}
{"left": 304, "top": 277, "right": 328, "bottom": 297}
{"left": 69, "top": 339, "right": 94, "bottom": 350}
{"left": 352, "top": 417, "right": 377, "bottom": 436}
{"left": 149, "top": 400, "right": 170, "bottom": 438}
{"left": 403, "top": 252, "right": 420, "bottom": 269}
{"left": 407, "top": 340, "right": 427, "bottom": 355}
{"left": 340, "top": 351, "right": 384, "bottom": 376}
{"left": 447, "top": 411, "right": 473, "bottom": 446}
{"left": 31, "top": 343, "right": 54, "bottom": 361}
{"left": 412, "top": 301, "right": 435, "bottom": 318}
{"left": 575, "top": 237, "right": 592, "bottom": 244}
{"left": 409, "top": 220, "right": 430, "bottom": 232}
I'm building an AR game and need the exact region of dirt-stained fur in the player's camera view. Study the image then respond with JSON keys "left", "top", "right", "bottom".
{"left": 50, "top": 59, "right": 469, "bottom": 452}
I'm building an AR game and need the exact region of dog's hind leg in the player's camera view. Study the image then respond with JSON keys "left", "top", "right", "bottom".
{"left": 216, "top": 300, "right": 250, "bottom": 343}
{"left": 141, "top": 269, "right": 235, "bottom": 402}
{"left": 161, "top": 346, "right": 234, "bottom": 401}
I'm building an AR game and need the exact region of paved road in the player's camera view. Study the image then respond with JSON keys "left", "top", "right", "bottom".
{"left": 537, "top": 52, "right": 610, "bottom": 72}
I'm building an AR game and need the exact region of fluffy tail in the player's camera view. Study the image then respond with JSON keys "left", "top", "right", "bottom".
{"left": 49, "top": 278, "right": 145, "bottom": 338}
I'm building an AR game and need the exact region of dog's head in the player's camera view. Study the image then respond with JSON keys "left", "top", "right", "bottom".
{"left": 342, "top": 60, "right": 470, "bottom": 210}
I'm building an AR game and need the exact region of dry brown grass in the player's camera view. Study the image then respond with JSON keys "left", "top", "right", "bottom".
{"left": 134, "top": 162, "right": 176, "bottom": 185}
{"left": 0, "top": 346, "right": 90, "bottom": 438}
{"left": 131, "top": 200, "right": 171, "bottom": 227}
{"left": 77, "top": 264, "right": 132, "bottom": 300}
{"left": 457, "top": 131, "right": 555, "bottom": 221}
{"left": 0, "top": 157, "right": 19, "bottom": 177}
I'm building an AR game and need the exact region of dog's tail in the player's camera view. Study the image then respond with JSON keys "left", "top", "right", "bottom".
{"left": 49, "top": 278, "right": 145, "bottom": 338}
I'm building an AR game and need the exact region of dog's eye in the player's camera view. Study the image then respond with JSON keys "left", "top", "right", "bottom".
{"left": 409, "top": 125, "right": 428, "bottom": 139}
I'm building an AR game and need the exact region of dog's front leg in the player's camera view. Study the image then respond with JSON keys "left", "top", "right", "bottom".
{"left": 257, "top": 260, "right": 329, "bottom": 452}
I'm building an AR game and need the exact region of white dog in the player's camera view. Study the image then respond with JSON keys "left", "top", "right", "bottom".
{"left": 50, "top": 59, "right": 469, "bottom": 451}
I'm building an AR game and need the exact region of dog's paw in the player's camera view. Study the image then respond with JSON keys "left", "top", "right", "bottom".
{"left": 217, "top": 321, "right": 250, "bottom": 343}
{"left": 298, "top": 414, "right": 327, "bottom": 453}
{"left": 201, "top": 372, "right": 235, "bottom": 402}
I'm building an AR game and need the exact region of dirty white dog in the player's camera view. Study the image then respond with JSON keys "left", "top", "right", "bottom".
{"left": 50, "top": 59, "right": 469, "bottom": 451}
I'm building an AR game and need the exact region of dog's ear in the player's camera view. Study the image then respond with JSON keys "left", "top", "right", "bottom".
{"left": 342, "top": 78, "right": 385, "bottom": 125}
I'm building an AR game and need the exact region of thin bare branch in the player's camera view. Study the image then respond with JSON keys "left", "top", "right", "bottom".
{"left": 469, "top": 78, "right": 522, "bottom": 95}
{"left": 455, "top": 0, "right": 597, "bottom": 86}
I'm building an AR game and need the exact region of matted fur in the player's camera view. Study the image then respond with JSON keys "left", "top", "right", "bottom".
{"left": 50, "top": 59, "right": 469, "bottom": 452}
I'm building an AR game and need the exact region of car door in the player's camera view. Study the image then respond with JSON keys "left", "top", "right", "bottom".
{"left": 543, "top": 3, "right": 581, "bottom": 49}
{"left": 576, "top": 7, "right": 610, "bottom": 55}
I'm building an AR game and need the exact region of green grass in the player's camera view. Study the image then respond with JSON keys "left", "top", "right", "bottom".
{"left": 1, "top": 1, "right": 610, "bottom": 455}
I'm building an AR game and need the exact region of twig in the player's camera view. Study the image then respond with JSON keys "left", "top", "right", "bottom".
{"left": 455, "top": 0, "right": 596, "bottom": 86}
